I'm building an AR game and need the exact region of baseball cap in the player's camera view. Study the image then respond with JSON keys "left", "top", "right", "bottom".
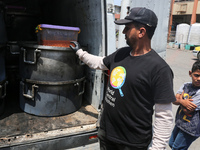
{"left": 114, "top": 7, "right": 158, "bottom": 27}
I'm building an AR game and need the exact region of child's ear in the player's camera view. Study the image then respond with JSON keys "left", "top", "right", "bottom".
{"left": 189, "top": 71, "right": 192, "bottom": 77}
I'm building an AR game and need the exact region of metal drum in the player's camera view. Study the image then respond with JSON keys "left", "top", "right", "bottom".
{"left": 0, "top": 79, "right": 7, "bottom": 115}
{"left": 19, "top": 44, "right": 85, "bottom": 81}
{"left": 6, "top": 41, "right": 20, "bottom": 67}
{"left": 20, "top": 77, "right": 85, "bottom": 116}
{"left": 5, "top": 11, "right": 38, "bottom": 41}
{"left": 5, "top": 41, "right": 21, "bottom": 103}
{"left": 0, "top": 5, "right": 7, "bottom": 44}
{"left": 0, "top": 97, "right": 5, "bottom": 115}
{"left": 0, "top": 45, "right": 6, "bottom": 82}
{"left": 0, "top": 45, "right": 7, "bottom": 115}
{"left": 5, "top": 41, "right": 20, "bottom": 85}
{"left": 19, "top": 43, "right": 86, "bottom": 116}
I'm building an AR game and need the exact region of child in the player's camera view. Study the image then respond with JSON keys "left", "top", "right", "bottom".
{"left": 169, "top": 60, "right": 200, "bottom": 150}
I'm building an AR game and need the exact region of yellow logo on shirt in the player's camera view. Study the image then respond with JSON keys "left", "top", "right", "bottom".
{"left": 110, "top": 66, "right": 126, "bottom": 97}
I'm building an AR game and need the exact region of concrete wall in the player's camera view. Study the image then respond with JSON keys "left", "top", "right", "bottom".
{"left": 173, "top": 1, "right": 200, "bottom": 15}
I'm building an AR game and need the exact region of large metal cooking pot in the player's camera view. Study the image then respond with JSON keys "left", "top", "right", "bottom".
{"left": 0, "top": 45, "right": 7, "bottom": 112}
{"left": 5, "top": 41, "right": 20, "bottom": 67}
{"left": 0, "top": 45, "right": 6, "bottom": 82}
{"left": 0, "top": 98, "right": 5, "bottom": 115}
{"left": 0, "top": 45, "right": 8, "bottom": 116}
{"left": 0, "top": 79, "right": 7, "bottom": 99}
{"left": 5, "top": 41, "right": 22, "bottom": 100}
{"left": 0, "top": 4, "right": 7, "bottom": 44}
{"left": 20, "top": 77, "right": 85, "bottom": 116}
{"left": 5, "top": 11, "right": 39, "bottom": 41}
{"left": 19, "top": 44, "right": 85, "bottom": 81}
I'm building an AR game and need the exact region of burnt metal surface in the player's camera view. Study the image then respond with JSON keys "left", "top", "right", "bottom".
{"left": 0, "top": 11, "right": 7, "bottom": 44}
{"left": 19, "top": 78, "right": 86, "bottom": 116}
{"left": 5, "top": 41, "right": 20, "bottom": 67}
{"left": 19, "top": 44, "right": 85, "bottom": 81}
{"left": 0, "top": 99, "right": 5, "bottom": 116}
{"left": 0, "top": 100, "right": 98, "bottom": 140}
{"left": 0, "top": 45, "right": 6, "bottom": 82}
{"left": 5, "top": 12, "right": 39, "bottom": 41}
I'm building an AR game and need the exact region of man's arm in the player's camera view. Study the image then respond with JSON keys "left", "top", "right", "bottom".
{"left": 70, "top": 41, "right": 108, "bottom": 70}
{"left": 76, "top": 49, "right": 108, "bottom": 70}
{"left": 149, "top": 103, "right": 173, "bottom": 150}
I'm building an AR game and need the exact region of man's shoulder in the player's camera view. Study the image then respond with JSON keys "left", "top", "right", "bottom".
{"left": 148, "top": 49, "right": 169, "bottom": 66}
{"left": 116, "top": 46, "right": 131, "bottom": 52}
{"left": 109, "top": 46, "right": 131, "bottom": 58}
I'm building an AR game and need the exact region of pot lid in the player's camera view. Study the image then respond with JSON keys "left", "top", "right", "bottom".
{"left": 39, "top": 24, "right": 80, "bottom": 31}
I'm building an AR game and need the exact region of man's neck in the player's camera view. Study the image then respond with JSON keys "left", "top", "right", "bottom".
{"left": 130, "top": 42, "right": 151, "bottom": 56}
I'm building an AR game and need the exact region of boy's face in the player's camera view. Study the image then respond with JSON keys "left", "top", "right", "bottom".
{"left": 189, "top": 69, "right": 200, "bottom": 87}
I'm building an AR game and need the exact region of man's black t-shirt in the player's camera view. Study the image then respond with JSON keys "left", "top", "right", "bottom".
{"left": 101, "top": 47, "right": 175, "bottom": 147}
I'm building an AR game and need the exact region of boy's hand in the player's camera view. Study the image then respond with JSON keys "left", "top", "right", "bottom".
{"left": 180, "top": 99, "right": 197, "bottom": 111}
{"left": 181, "top": 106, "right": 193, "bottom": 115}
{"left": 180, "top": 91, "right": 197, "bottom": 111}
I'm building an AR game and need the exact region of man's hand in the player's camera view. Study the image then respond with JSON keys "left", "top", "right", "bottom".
{"left": 70, "top": 41, "right": 81, "bottom": 52}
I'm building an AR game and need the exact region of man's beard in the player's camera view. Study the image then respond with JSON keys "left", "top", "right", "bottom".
{"left": 125, "top": 35, "right": 131, "bottom": 46}
{"left": 126, "top": 36, "right": 137, "bottom": 47}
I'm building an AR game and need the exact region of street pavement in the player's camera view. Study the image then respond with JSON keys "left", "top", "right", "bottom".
{"left": 166, "top": 47, "right": 200, "bottom": 150}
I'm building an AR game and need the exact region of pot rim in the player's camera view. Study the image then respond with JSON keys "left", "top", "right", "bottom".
{"left": 20, "top": 43, "right": 73, "bottom": 51}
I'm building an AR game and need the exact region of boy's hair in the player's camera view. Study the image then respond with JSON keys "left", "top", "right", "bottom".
{"left": 132, "top": 21, "right": 156, "bottom": 39}
{"left": 192, "top": 60, "right": 200, "bottom": 72}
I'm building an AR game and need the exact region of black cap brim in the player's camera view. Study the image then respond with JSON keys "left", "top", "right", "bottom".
{"left": 114, "top": 19, "right": 133, "bottom": 25}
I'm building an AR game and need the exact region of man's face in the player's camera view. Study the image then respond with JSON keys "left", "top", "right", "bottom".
{"left": 122, "top": 23, "right": 139, "bottom": 47}
{"left": 190, "top": 69, "right": 200, "bottom": 87}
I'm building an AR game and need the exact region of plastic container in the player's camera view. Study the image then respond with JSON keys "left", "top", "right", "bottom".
{"left": 175, "top": 23, "right": 190, "bottom": 44}
{"left": 36, "top": 24, "right": 80, "bottom": 47}
{"left": 188, "top": 23, "right": 200, "bottom": 45}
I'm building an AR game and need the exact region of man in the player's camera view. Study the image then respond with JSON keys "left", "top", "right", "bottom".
{"left": 70, "top": 7, "right": 176, "bottom": 150}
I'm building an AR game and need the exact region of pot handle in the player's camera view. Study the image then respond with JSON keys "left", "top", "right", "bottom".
{"left": 79, "top": 60, "right": 85, "bottom": 66}
{"left": 21, "top": 81, "right": 38, "bottom": 100}
{"left": 21, "top": 47, "right": 41, "bottom": 64}
{"left": 76, "top": 55, "right": 85, "bottom": 65}
{"left": 7, "top": 44, "right": 20, "bottom": 55}
{"left": 74, "top": 80, "right": 86, "bottom": 95}
{"left": 0, "top": 81, "right": 8, "bottom": 99}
